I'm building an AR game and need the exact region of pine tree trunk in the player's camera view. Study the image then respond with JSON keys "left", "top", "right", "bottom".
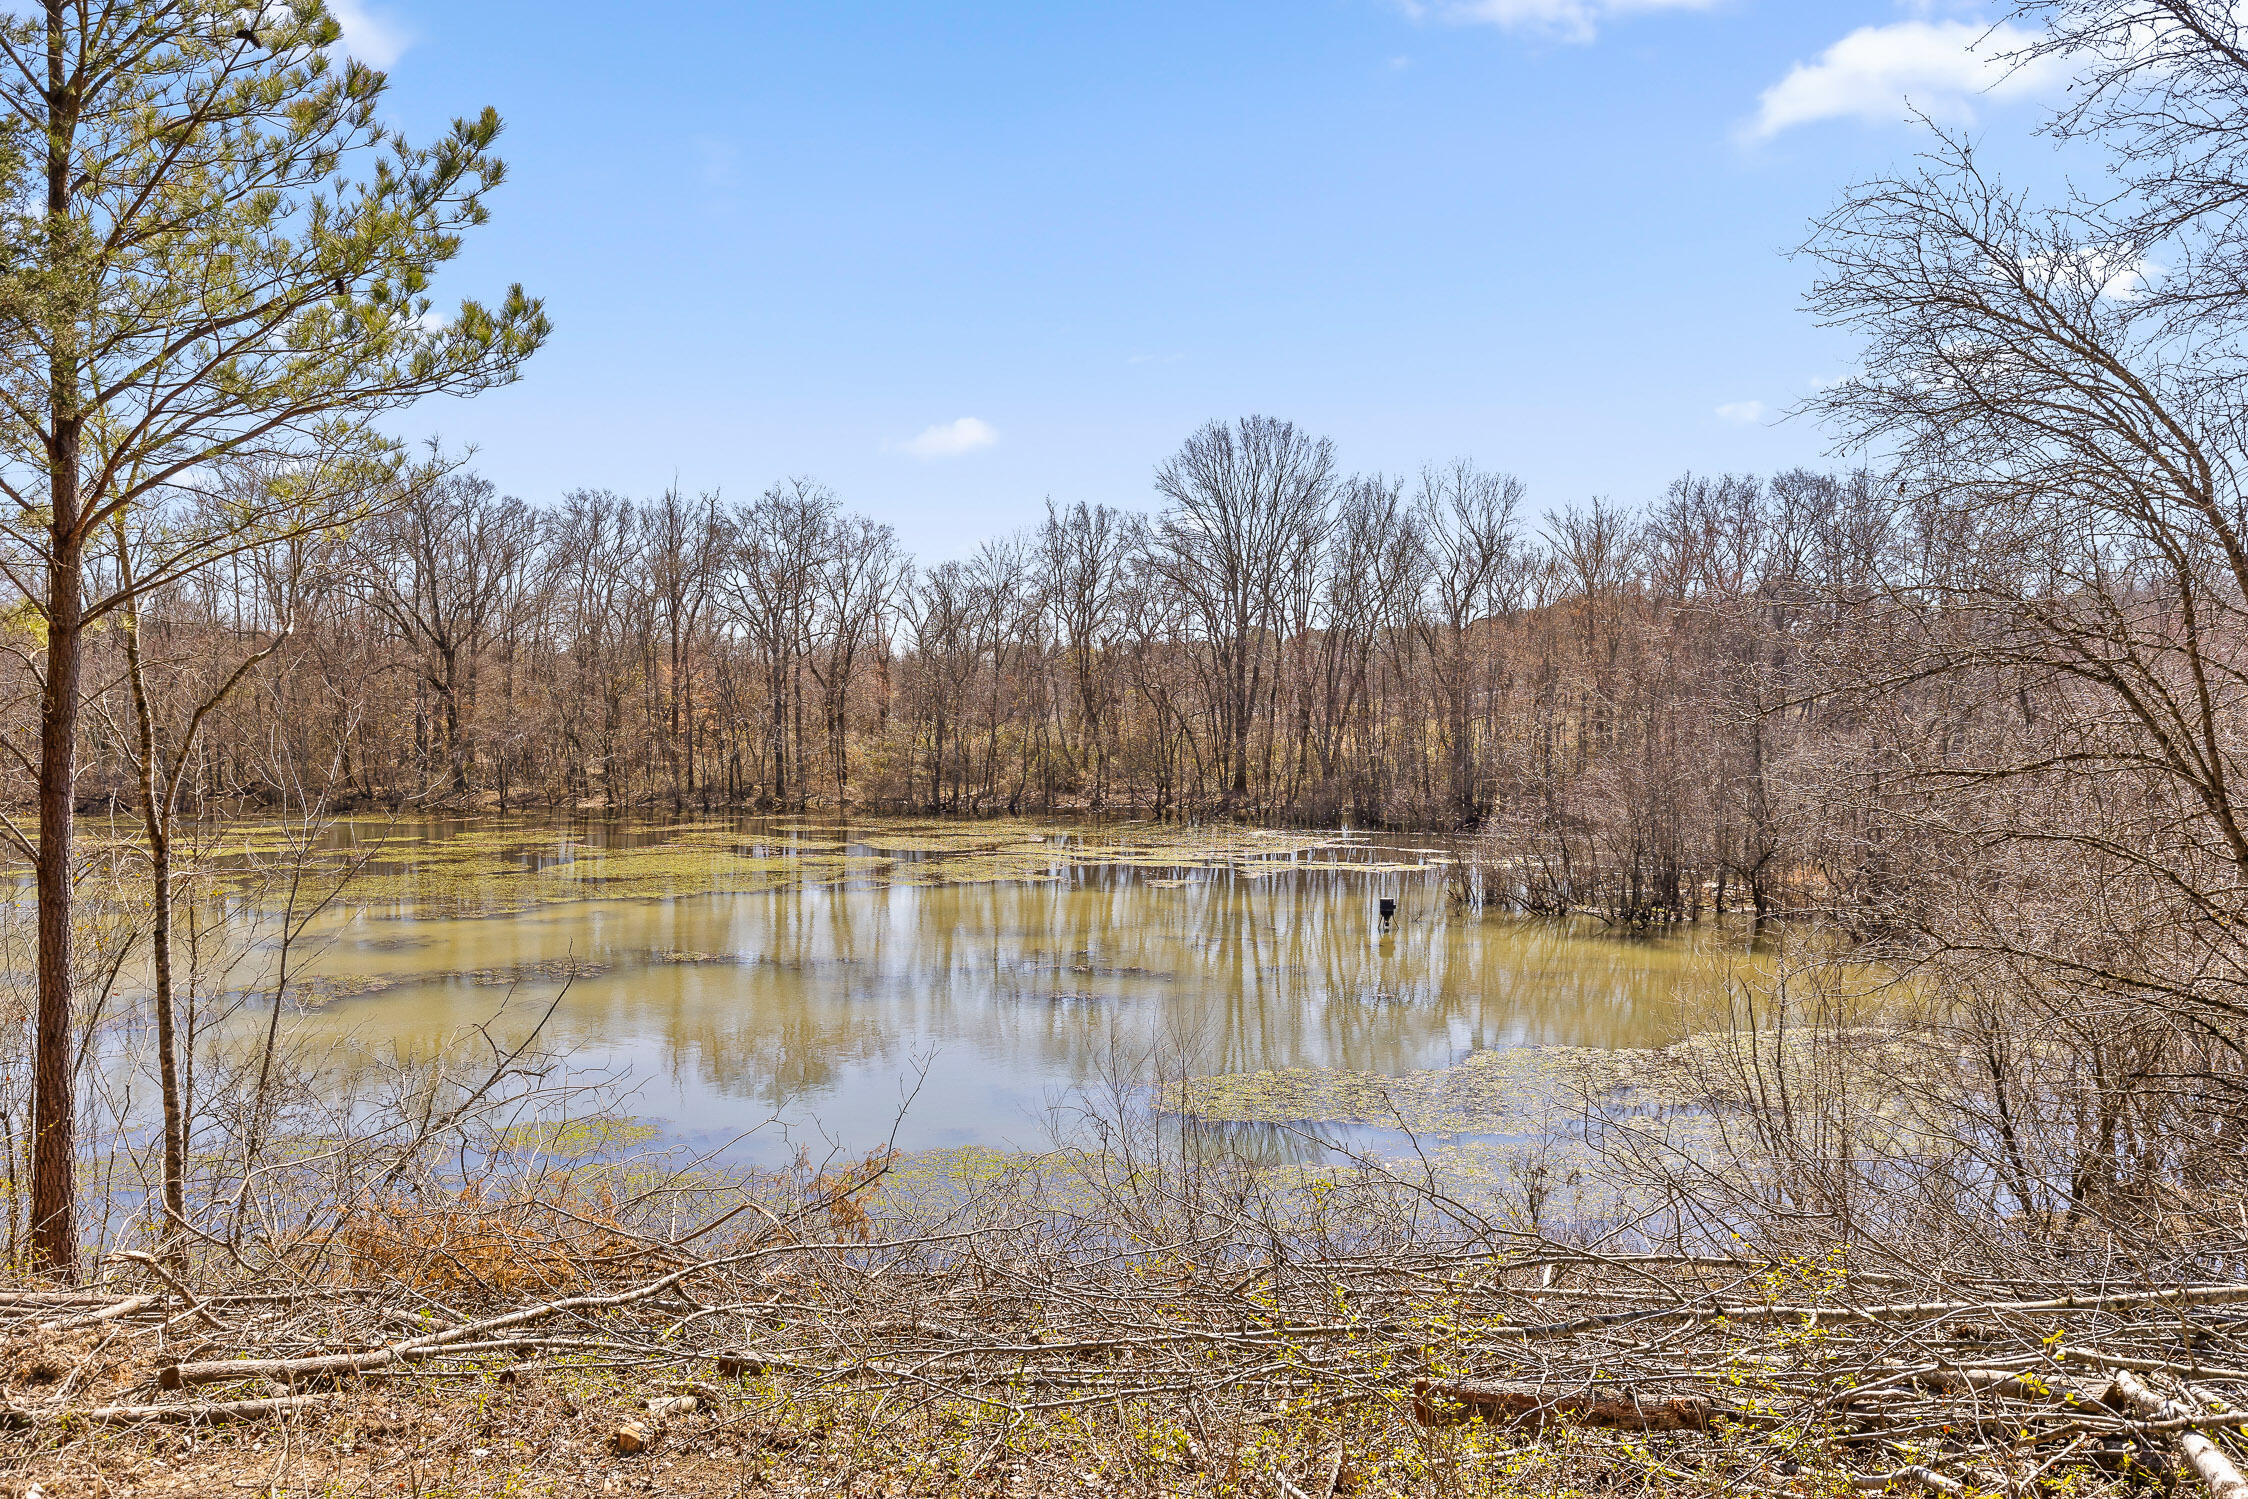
{"left": 30, "top": 526, "right": 81, "bottom": 1276}
{"left": 29, "top": 0, "right": 84, "bottom": 1281}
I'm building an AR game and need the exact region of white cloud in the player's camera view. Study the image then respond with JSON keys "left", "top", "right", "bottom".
{"left": 329, "top": 0, "right": 411, "bottom": 67}
{"left": 902, "top": 418, "right": 999, "bottom": 460}
{"left": 2022, "top": 247, "right": 2161, "bottom": 302}
{"left": 1748, "top": 20, "right": 2065, "bottom": 140}
{"left": 2101, "top": 257, "right": 2159, "bottom": 301}
{"left": 1398, "top": 0, "right": 1717, "bottom": 44}
{"left": 1715, "top": 400, "right": 1768, "bottom": 425}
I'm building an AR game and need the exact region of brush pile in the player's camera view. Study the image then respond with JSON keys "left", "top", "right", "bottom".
{"left": 8, "top": 1149, "right": 2248, "bottom": 1497}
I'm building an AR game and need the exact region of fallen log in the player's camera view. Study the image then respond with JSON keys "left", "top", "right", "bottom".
{"left": 155, "top": 1228, "right": 974, "bottom": 1390}
{"left": 1495, "top": 1283, "right": 2248, "bottom": 1340}
{"left": 2062, "top": 1348, "right": 2248, "bottom": 1384}
{"left": 161, "top": 1256, "right": 763, "bottom": 1388}
{"left": 1411, "top": 1378, "right": 1717, "bottom": 1431}
{"left": 2108, "top": 1371, "right": 2248, "bottom": 1499}
{"left": 4, "top": 1393, "right": 339, "bottom": 1427}
{"left": 38, "top": 1293, "right": 161, "bottom": 1333}
{"left": 1851, "top": 1467, "right": 1966, "bottom": 1495}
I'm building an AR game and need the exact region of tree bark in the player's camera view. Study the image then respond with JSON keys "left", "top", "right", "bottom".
{"left": 27, "top": 0, "right": 83, "bottom": 1282}
{"left": 2108, "top": 1372, "right": 2248, "bottom": 1499}
{"left": 120, "top": 592, "right": 185, "bottom": 1235}
{"left": 29, "top": 514, "right": 80, "bottom": 1276}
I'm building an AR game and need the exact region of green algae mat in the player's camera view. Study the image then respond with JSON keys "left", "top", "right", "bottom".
{"left": 205, "top": 815, "right": 1443, "bottom": 917}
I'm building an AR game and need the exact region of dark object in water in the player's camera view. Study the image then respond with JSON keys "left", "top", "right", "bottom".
{"left": 1378, "top": 897, "right": 1398, "bottom": 928}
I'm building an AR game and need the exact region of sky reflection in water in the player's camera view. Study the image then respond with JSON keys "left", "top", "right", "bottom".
{"left": 265, "top": 819, "right": 1744, "bottom": 1163}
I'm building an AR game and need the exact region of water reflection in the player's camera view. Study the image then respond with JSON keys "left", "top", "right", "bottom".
{"left": 261, "top": 819, "right": 1748, "bottom": 1162}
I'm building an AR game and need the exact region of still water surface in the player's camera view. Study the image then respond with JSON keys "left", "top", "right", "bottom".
{"left": 266, "top": 817, "right": 1740, "bottom": 1161}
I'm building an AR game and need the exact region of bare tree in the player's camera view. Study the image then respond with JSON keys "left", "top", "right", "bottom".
{"left": 1036, "top": 501, "right": 1139, "bottom": 810}
{"left": 110, "top": 472, "right": 324, "bottom": 1232}
{"left": 1412, "top": 461, "right": 1526, "bottom": 826}
{"left": 1787, "top": 19, "right": 2248, "bottom": 1212}
{"left": 1152, "top": 417, "right": 1337, "bottom": 809}
{"left": 2010, "top": 3, "right": 2248, "bottom": 325}
{"left": 809, "top": 512, "right": 903, "bottom": 802}
{"left": 720, "top": 480, "right": 834, "bottom": 808}
{"left": 354, "top": 466, "right": 536, "bottom": 795}
{"left": 640, "top": 486, "right": 723, "bottom": 810}
{"left": 545, "top": 491, "right": 642, "bottom": 805}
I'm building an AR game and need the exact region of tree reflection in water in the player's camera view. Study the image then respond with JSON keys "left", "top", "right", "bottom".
{"left": 239, "top": 817, "right": 1757, "bottom": 1164}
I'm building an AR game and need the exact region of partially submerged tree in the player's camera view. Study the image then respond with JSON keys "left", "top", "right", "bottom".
{"left": 1151, "top": 417, "right": 1336, "bottom": 810}
{"left": 1035, "top": 499, "right": 1138, "bottom": 810}
{"left": 1411, "top": 461, "right": 1525, "bottom": 826}
{"left": 0, "top": 0, "right": 546, "bottom": 1274}
{"left": 809, "top": 510, "right": 903, "bottom": 802}
{"left": 719, "top": 479, "right": 834, "bottom": 808}
{"left": 639, "top": 485, "right": 723, "bottom": 810}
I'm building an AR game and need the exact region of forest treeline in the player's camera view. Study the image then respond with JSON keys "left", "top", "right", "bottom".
{"left": 36, "top": 432, "right": 1904, "bottom": 925}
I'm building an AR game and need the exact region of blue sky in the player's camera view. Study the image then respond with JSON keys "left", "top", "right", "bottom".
{"left": 348, "top": 1, "right": 2077, "bottom": 558}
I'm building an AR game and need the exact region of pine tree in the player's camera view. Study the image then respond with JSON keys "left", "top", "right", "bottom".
{"left": 0, "top": 0, "right": 548, "bottom": 1274}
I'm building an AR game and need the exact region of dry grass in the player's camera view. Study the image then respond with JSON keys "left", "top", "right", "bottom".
{"left": 325, "top": 1181, "right": 670, "bottom": 1299}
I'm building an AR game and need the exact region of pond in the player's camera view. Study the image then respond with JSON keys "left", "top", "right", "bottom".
{"left": 229, "top": 816, "right": 1756, "bottom": 1163}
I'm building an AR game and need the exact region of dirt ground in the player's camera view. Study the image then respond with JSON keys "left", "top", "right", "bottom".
{"left": 0, "top": 1368, "right": 1498, "bottom": 1499}
{"left": 5, "top": 1377, "right": 809, "bottom": 1497}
